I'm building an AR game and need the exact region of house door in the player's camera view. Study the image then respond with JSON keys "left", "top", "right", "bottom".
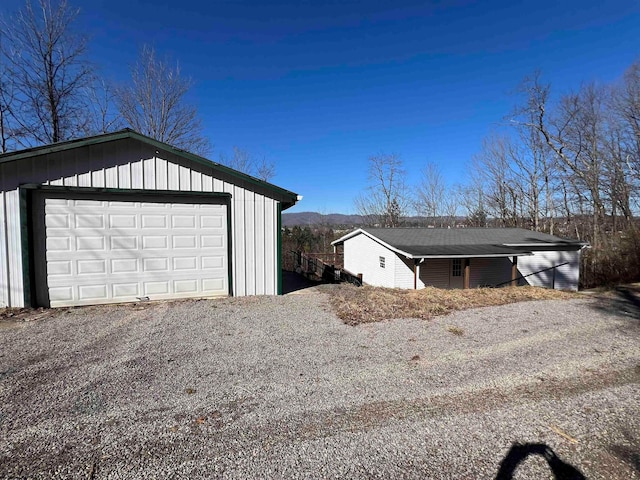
{"left": 449, "top": 259, "right": 464, "bottom": 289}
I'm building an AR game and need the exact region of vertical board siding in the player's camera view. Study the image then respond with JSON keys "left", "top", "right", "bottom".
{"left": 255, "top": 194, "right": 265, "bottom": 294}
{"left": 191, "top": 171, "right": 202, "bottom": 192}
{"left": 143, "top": 157, "right": 155, "bottom": 189}
{"left": 118, "top": 164, "right": 130, "bottom": 189}
{"left": 245, "top": 191, "right": 256, "bottom": 295}
{"left": 179, "top": 166, "right": 191, "bottom": 191}
{"left": 105, "top": 166, "right": 118, "bottom": 188}
{"left": 233, "top": 186, "right": 246, "bottom": 296}
{"left": 156, "top": 157, "right": 168, "bottom": 190}
{"left": 6, "top": 189, "right": 23, "bottom": 307}
{"left": 167, "top": 162, "right": 179, "bottom": 190}
{"left": 131, "top": 161, "right": 143, "bottom": 189}
{"left": 264, "top": 197, "right": 276, "bottom": 294}
{"left": 0, "top": 192, "right": 9, "bottom": 307}
{"left": 0, "top": 139, "right": 284, "bottom": 306}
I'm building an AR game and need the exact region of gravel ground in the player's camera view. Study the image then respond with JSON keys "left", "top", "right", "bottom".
{"left": 0, "top": 286, "right": 638, "bottom": 479}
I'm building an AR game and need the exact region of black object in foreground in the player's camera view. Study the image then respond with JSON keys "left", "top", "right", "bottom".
{"left": 495, "top": 442, "right": 586, "bottom": 480}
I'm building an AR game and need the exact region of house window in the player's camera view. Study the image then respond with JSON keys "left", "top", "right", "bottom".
{"left": 452, "top": 259, "right": 462, "bottom": 277}
{"left": 379, "top": 256, "right": 386, "bottom": 268}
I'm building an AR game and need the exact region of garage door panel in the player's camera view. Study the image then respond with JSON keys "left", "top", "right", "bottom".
{"left": 142, "top": 215, "right": 167, "bottom": 228}
{"left": 48, "top": 261, "right": 72, "bottom": 276}
{"left": 113, "top": 283, "right": 139, "bottom": 298}
{"left": 110, "top": 214, "right": 137, "bottom": 228}
{"left": 46, "top": 237, "right": 71, "bottom": 251}
{"left": 111, "top": 258, "right": 139, "bottom": 273}
{"left": 142, "top": 236, "right": 168, "bottom": 249}
{"left": 77, "top": 260, "right": 107, "bottom": 275}
{"left": 46, "top": 214, "right": 70, "bottom": 228}
{"left": 172, "top": 235, "right": 197, "bottom": 248}
{"left": 37, "top": 194, "right": 229, "bottom": 307}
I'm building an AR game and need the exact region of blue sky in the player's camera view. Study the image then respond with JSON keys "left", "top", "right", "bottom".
{"left": 3, "top": 0, "right": 639, "bottom": 213}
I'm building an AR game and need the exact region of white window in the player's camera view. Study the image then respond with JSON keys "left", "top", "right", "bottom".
{"left": 452, "top": 259, "right": 462, "bottom": 277}
{"left": 379, "top": 256, "right": 386, "bottom": 268}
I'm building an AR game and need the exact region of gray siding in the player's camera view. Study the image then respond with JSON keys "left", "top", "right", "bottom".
{"left": 419, "top": 259, "right": 450, "bottom": 289}
{"left": 0, "top": 138, "right": 281, "bottom": 307}
{"left": 469, "top": 257, "right": 513, "bottom": 288}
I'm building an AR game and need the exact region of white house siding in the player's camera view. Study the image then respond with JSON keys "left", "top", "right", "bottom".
{"left": 0, "top": 138, "right": 281, "bottom": 307}
{"left": 418, "top": 259, "right": 450, "bottom": 289}
{"left": 517, "top": 250, "right": 581, "bottom": 291}
{"left": 395, "top": 256, "right": 416, "bottom": 289}
{"left": 469, "top": 257, "right": 513, "bottom": 288}
{"left": 343, "top": 234, "right": 397, "bottom": 288}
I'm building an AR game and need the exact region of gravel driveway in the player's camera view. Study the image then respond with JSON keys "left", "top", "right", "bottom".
{"left": 0, "top": 287, "right": 638, "bottom": 479}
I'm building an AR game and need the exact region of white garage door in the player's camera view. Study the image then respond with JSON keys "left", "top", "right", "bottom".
{"left": 34, "top": 193, "right": 229, "bottom": 307}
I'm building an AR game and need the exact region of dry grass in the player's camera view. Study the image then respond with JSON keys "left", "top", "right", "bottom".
{"left": 446, "top": 325, "right": 465, "bottom": 336}
{"left": 327, "top": 285, "right": 576, "bottom": 326}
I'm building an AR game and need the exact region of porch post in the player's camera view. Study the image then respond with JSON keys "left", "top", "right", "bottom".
{"left": 413, "top": 260, "right": 418, "bottom": 289}
{"left": 463, "top": 259, "right": 470, "bottom": 289}
{"left": 511, "top": 256, "right": 518, "bottom": 287}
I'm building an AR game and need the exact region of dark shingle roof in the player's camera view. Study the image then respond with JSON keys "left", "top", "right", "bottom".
{"left": 333, "top": 227, "right": 586, "bottom": 258}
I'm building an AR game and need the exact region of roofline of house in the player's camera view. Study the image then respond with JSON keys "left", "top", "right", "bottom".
{"left": 503, "top": 242, "right": 589, "bottom": 247}
{"left": 332, "top": 228, "right": 415, "bottom": 258}
{"left": 331, "top": 228, "right": 586, "bottom": 258}
{"left": 0, "top": 128, "right": 299, "bottom": 209}
{"left": 412, "top": 252, "right": 533, "bottom": 259}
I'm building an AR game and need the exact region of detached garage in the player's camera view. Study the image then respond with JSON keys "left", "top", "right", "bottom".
{"left": 0, "top": 129, "right": 299, "bottom": 308}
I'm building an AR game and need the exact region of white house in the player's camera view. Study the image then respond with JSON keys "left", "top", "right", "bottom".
{"left": 0, "top": 129, "right": 299, "bottom": 308}
{"left": 332, "top": 228, "right": 588, "bottom": 291}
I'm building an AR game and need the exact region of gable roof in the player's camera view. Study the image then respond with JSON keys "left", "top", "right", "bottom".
{"left": 332, "top": 227, "right": 588, "bottom": 258}
{"left": 0, "top": 129, "right": 299, "bottom": 208}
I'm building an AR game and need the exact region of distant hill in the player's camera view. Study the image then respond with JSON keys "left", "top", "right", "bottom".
{"left": 282, "top": 212, "right": 365, "bottom": 227}
{"left": 282, "top": 212, "right": 465, "bottom": 227}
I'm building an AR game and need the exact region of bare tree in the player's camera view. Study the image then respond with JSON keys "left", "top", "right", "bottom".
{"left": 473, "top": 134, "right": 520, "bottom": 227}
{"left": 354, "top": 153, "right": 410, "bottom": 227}
{"left": 610, "top": 60, "right": 640, "bottom": 219}
{"left": 459, "top": 181, "right": 487, "bottom": 227}
{"left": 614, "top": 61, "right": 640, "bottom": 183}
{"left": 415, "top": 161, "right": 444, "bottom": 225}
{"left": 84, "top": 78, "right": 122, "bottom": 135}
{"left": 414, "top": 161, "right": 458, "bottom": 227}
{"left": 0, "top": 40, "right": 20, "bottom": 152}
{"left": 218, "top": 146, "right": 276, "bottom": 182}
{"left": 115, "top": 45, "right": 210, "bottom": 155}
{"left": 1, "top": 0, "right": 93, "bottom": 146}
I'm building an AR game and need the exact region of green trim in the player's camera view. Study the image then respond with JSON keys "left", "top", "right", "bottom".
{"left": 21, "top": 184, "right": 232, "bottom": 199}
{"left": 226, "top": 197, "right": 234, "bottom": 297}
{"left": 18, "top": 188, "right": 32, "bottom": 307}
{"left": 1, "top": 129, "right": 299, "bottom": 208}
{"left": 277, "top": 202, "right": 283, "bottom": 295}
{"left": 0, "top": 130, "right": 132, "bottom": 163}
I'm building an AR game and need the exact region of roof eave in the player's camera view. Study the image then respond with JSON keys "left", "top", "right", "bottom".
{"left": 0, "top": 129, "right": 299, "bottom": 206}
{"left": 412, "top": 252, "right": 533, "bottom": 259}
{"left": 331, "top": 229, "right": 413, "bottom": 257}
{"left": 503, "top": 242, "right": 588, "bottom": 248}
